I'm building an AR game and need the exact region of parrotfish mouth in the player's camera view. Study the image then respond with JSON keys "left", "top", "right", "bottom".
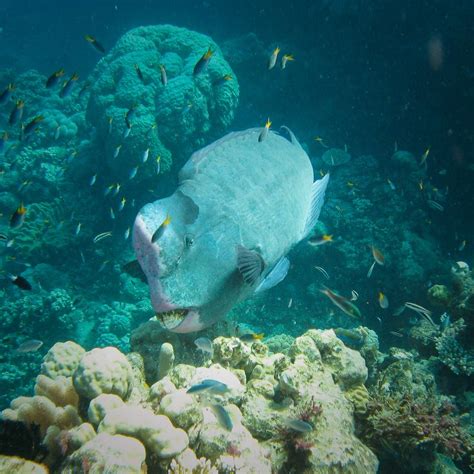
{"left": 155, "top": 307, "right": 205, "bottom": 333}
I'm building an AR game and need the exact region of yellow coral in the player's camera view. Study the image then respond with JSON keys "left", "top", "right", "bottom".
{"left": 35, "top": 375, "right": 79, "bottom": 408}
{"left": 345, "top": 384, "right": 370, "bottom": 416}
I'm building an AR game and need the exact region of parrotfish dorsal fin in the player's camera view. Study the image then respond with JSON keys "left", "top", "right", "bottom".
{"left": 303, "top": 173, "right": 330, "bottom": 239}
{"left": 256, "top": 256, "right": 290, "bottom": 293}
{"left": 236, "top": 245, "right": 265, "bottom": 286}
{"left": 280, "top": 125, "right": 303, "bottom": 150}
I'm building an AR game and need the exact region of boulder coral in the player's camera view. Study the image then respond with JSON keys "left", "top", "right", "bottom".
{"left": 73, "top": 347, "right": 134, "bottom": 400}
{"left": 86, "top": 24, "right": 239, "bottom": 184}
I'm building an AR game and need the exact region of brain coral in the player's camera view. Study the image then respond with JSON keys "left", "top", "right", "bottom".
{"left": 86, "top": 24, "right": 239, "bottom": 183}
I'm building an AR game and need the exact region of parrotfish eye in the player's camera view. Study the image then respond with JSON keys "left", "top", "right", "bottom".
{"left": 184, "top": 235, "right": 194, "bottom": 248}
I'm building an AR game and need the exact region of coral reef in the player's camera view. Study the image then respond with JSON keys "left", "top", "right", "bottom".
{"left": 0, "top": 334, "right": 380, "bottom": 473}
{"left": 86, "top": 24, "right": 239, "bottom": 185}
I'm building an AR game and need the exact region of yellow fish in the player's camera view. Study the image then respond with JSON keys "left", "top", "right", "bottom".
{"left": 378, "top": 291, "right": 389, "bottom": 309}
{"left": 152, "top": 214, "right": 171, "bottom": 243}
{"left": 258, "top": 118, "right": 271, "bottom": 142}
{"left": 420, "top": 147, "right": 430, "bottom": 166}
{"left": 281, "top": 54, "right": 294, "bottom": 69}
{"left": 268, "top": 47, "right": 280, "bottom": 70}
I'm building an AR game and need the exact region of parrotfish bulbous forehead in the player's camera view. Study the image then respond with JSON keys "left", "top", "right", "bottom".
{"left": 133, "top": 127, "right": 329, "bottom": 333}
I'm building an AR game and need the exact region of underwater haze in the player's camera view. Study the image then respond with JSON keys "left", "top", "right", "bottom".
{"left": 0, "top": 1, "right": 473, "bottom": 473}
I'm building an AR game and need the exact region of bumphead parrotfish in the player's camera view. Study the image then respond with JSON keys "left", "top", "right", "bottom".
{"left": 133, "top": 127, "right": 329, "bottom": 333}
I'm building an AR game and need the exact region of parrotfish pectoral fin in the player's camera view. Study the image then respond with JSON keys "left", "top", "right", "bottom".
{"left": 122, "top": 259, "right": 147, "bottom": 283}
{"left": 280, "top": 125, "right": 304, "bottom": 150}
{"left": 256, "top": 256, "right": 290, "bottom": 293}
{"left": 237, "top": 245, "right": 265, "bottom": 286}
{"left": 303, "top": 173, "right": 330, "bottom": 239}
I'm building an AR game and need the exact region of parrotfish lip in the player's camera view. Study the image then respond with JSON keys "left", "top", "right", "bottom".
{"left": 155, "top": 307, "right": 205, "bottom": 333}
{"left": 133, "top": 213, "right": 171, "bottom": 313}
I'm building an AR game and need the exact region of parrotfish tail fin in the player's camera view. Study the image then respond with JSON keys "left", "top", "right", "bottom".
{"left": 256, "top": 256, "right": 290, "bottom": 293}
{"left": 280, "top": 125, "right": 304, "bottom": 150}
{"left": 303, "top": 173, "right": 330, "bottom": 238}
{"left": 237, "top": 245, "right": 265, "bottom": 286}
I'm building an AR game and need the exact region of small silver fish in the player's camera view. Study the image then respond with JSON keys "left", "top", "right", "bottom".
{"left": 123, "top": 125, "right": 132, "bottom": 139}
{"left": 350, "top": 290, "right": 359, "bottom": 301}
{"left": 393, "top": 305, "right": 406, "bottom": 316}
{"left": 194, "top": 337, "right": 213, "bottom": 355}
{"left": 112, "top": 184, "right": 121, "bottom": 197}
{"left": 113, "top": 145, "right": 122, "bottom": 158}
{"left": 129, "top": 166, "right": 138, "bottom": 180}
{"left": 110, "top": 208, "right": 116, "bottom": 220}
{"left": 75, "top": 223, "right": 82, "bottom": 236}
{"left": 156, "top": 156, "right": 161, "bottom": 174}
{"left": 89, "top": 174, "right": 97, "bottom": 186}
{"left": 108, "top": 117, "right": 113, "bottom": 134}
{"left": 54, "top": 125, "right": 61, "bottom": 140}
{"left": 314, "top": 266, "right": 329, "bottom": 279}
{"left": 93, "top": 231, "right": 113, "bottom": 244}
{"left": 159, "top": 64, "right": 168, "bottom": 86}
{"left": 104, "top": 185, "right": 113, "bottom": 196}
{"left": 142, "top": 148, "right": 150, "bottom": 163}
{"left": 427, "top": 199, "right": 444, "bottom": 212}
{"left": 367, "top": 261, "right": 376, "bottom": 278}
{"left": 98, "top": 260, "right": 109, "bottom": 272}
{"left": 124, "top": 227, "right": 131, "bottom": 240}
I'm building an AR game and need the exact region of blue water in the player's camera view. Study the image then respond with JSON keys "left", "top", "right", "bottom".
{"left": 0, "top": 1, "right": 473, "bottom": 472}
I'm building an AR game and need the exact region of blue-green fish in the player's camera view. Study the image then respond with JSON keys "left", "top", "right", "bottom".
{"left": 186, "top": 379, "right": 228, "bottom": 394}
{"left": 285, "top": 418, "right": 313, "bottom": 433}
{"left": 133, "top": 128, "right": 329, "bottom": 332}
{"left": 210, "top": 404, "right": 233, "bottom": 431}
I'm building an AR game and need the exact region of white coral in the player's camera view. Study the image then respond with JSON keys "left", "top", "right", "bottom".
{"left": 73, "top": 347, "right": 133, "bottom": 400}
{"left": 98, "top": 405, "right": 189, "bottom": 458}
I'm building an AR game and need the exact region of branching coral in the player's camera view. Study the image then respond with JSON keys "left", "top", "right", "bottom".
{"left": 435, "top": 319, "right": 474, "bottom": 376}
{"left": 359, "top": 393, "right": 473, "bottom": 469}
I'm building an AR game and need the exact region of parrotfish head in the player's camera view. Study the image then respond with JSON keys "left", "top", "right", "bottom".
{"left": 133, "top": 191, "right": 242, "bottom": 333}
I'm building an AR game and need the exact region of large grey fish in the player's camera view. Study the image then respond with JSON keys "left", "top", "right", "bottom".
{"left": 133, "top": 127, "right": 329, "bottom": 332}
